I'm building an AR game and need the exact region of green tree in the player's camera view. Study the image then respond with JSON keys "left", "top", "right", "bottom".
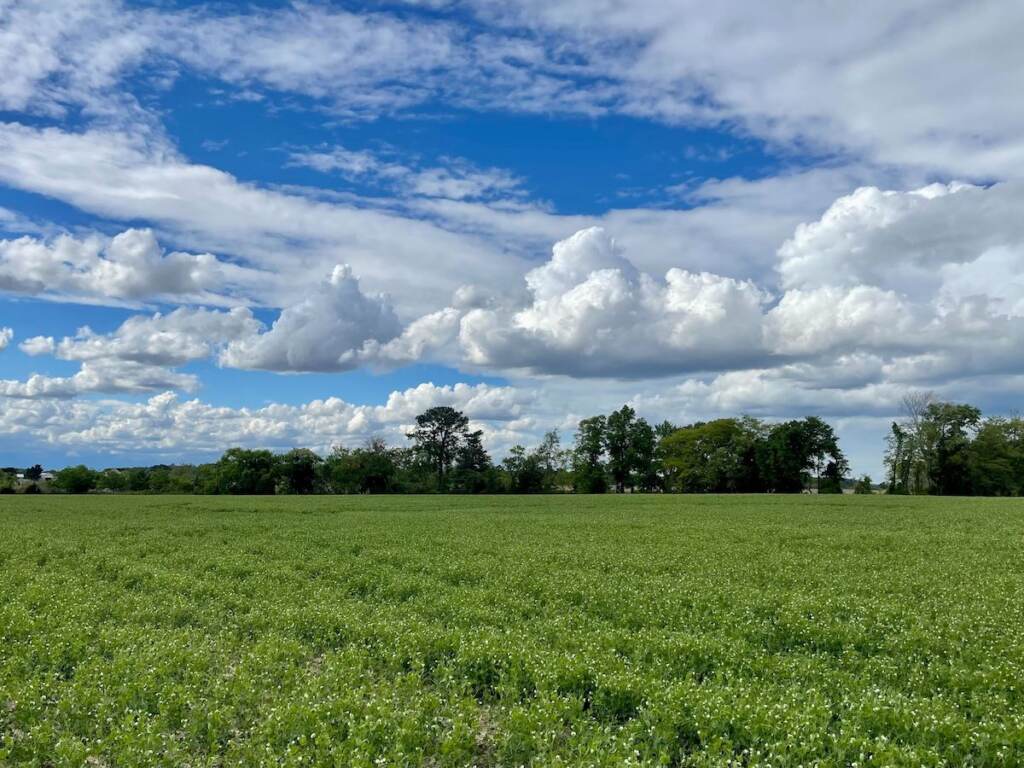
{"left": 24, "top": 464, "right": 43, "bottom": 481}
{"left": 213, "top": 448, "right": 278, "bottom": 494}
{"left": 452, "top": 430, "right": 494, "bottom": 493}
{"left": 572, "top": 415, "right": 607, "bottom": 493}
{"left": 534, "top": 430, "right": 570, "bottom": 492}
{"left": 407, "top": 406, "right": 470, "bottom": 491}
{"left": 53, "top": 465, "right": 98, "bottom": 494}
{"left": 925, "top": 402, "right": 981, "bottom": 495}
{"left": 660, "top": 418, "right": 763, "bottom": 493}
{"left": 630, "top": 418, "right": 661, "bottom": 492}
{"left": 968, "top": 416, "right": 1024, "bottom": 496}
{"left": 322, "top": 439, "right": 399, "bottom": 494}
{"left": 502, "top": 445, "right": 545, "bottom": 493}
{"left": 97, "top": 469, "right": 128, "bottom": 492}
{"left": 759, "top": 418, "right": 846, "bottom": 493}
{"left": 885, "top": 422, "right": 908, "bottom": 493}
{"left": 277, "top": 448, "right": 322, "bottom": 494}
{"left": 605, "top": 405, "right": 637, "bottom": 492}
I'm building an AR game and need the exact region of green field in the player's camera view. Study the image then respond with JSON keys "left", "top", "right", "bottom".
{"left": 2, "top": 495, "right": 1024, "bottom": 767}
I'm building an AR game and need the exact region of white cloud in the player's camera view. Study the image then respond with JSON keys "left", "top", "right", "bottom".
{"left": 765, "top": 286, "right": 916, "bottom": 356}
{"left": 776, "top": 183, "right": 1024, "bottom": 296}
{"left": 0, "top": 228, "right": 246, "bottom": 304}
{"left": 52, "top": 307, "right": 262, "bottom": 367}
{"left": 0, "top": 382, "right": 532, "bottom": 456}
{"left": 291, "top": 146, "right": 524, "bottom": 202}
{"left": 5, "top": 0, "right": 1024, "bottom": 181}
{"left": 353, "top": 308, "right": 462, "bottom": 369}
{"left": 0, "top": 0, "right": 153, "bottom": 118}
{"left": 0, "top": 122, "right": 529, "bottom": 316}
{"left": 459, "top": 227, "right": 769, "bottom": 377}
{"left": 22, "top": 267, "right": 457, "bottom": 378}
{"left": 220, "top": 265, "right": 402, "bottom": 373}
{"left": 471, "top": 1, "right": 1024, "bottom": 179}
{"left": 0, "top": 360, "right": 197, "bottom": 399}
{"left": 18, "top": 336, "right": 55, "bottom": 356}
{"left": 0, "top": 327, "right": 12, "bottom": 351}
{"left": 767, "top": 181, "right": 1024, "bottom": 380}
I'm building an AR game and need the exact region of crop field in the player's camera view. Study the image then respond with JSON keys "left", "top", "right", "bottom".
{"left": 2, "top": 496, "right": 1024, "bottom": 767}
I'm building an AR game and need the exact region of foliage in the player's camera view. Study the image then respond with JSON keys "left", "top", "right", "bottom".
{"left": 660, "top": 416, "right": 847, "bottom": 494}
{"left": 2, "top": 494, "right": 1024, "bottom": 766}
{"left": 322, "top": 439, "right": 401, "bottom": 494}
{"left": 660, "top": 418, "right": 763, "bottom": 493}
{"left": 572, "top": 415, "right": 608, "bottom": 493}
{"left": 853, "top": 475, "right": 874, "bottom": 494}
{"left": 210, "top": 448, "right": 278, "bottom": 495}
{"left": 452, "top": 430, "right": 496, "bottom": 494}
{"left": 52, "top": 465, "right": 98, "bottom": 494}
{"left": 277, "top": 448, "right": 322, "bottom": 495}
{"left": 407, "top": 406, "right": 472, "bottom": 491}
{"left": 886, "top": 395, "right": 1021, "bottom": 496}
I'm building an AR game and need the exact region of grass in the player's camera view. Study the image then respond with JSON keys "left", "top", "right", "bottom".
{"left": 2, "top": 494, "right": 1024, "bottom": 767}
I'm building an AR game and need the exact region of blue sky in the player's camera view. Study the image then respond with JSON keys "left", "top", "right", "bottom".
{"left": 2, "top": 0, "right": 1024, "bottom": 475}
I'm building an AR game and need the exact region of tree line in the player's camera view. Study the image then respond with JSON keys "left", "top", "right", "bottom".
{"left": 3, "top": 405, "right": 860, "bottom": 495}
{"left": 885, "top": 394, "right": 1024, "bottom": 496}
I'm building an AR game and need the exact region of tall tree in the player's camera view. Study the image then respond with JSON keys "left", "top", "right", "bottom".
{"left": 573, "top": 415, "right": 607, "bottom": 493}
{"left": 925, "top": 402, "right": 981, "bottom": 495}
{"left": 534, "top": 430, "right": 568, "bottom": 492}
{"left": 453, "top": 429, "right": 493, "bottom": 493}
{"left": 502, "top": 445, "right": 546, "bottom": 493}
{"left": 630, "top": 418, "right": 660, "bottom": 492}
{"left": 885, "top": 422, "right": 907, "bottom": 493}
{"left": 605, "top": 405, "right": 637, "bottom": 492}
{"left": 407, "top": 406, "right": 470, "bottom": 491}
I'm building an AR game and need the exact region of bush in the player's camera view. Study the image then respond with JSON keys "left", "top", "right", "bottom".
{"left": 854, "top": 475, "right": 874, "bottom": 494}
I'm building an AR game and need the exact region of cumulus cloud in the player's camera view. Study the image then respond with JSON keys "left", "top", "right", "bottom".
{"left": 768, "top": 181, "right": 1024, "bottom": 380}
{"left": 764, "top": 286, "right": 916, "bottom": 356}
{"left": 0, "top": 360, "right": 197, "bottom": 399}
{"left": 219, "top": 265, "right": 403, "bottom": 372}
{"left": 0, "top": 228, "right": 239, "bottom": 304}
{"left": 9, "top": 307, "right": 259, "bottom": 399}
{"left": 51, "top": 307, "right": 262, "bottom": 367}
{"left": 777, "top": 183, "right": 1024, "bottom": 295}
{"left": 19, "top": 266, "right": 457, "bottom": 381}
{"left": 0, "top": 382, "right": 532, "bottom": 455}
{"left": 0, "top": 327, "right": 12, "bottom": 351}
{"left": 18, "top": 336, "right": 55, "bottom": 356}
{"left": 459, "top": 227, "right": 770, "bottom": 377}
